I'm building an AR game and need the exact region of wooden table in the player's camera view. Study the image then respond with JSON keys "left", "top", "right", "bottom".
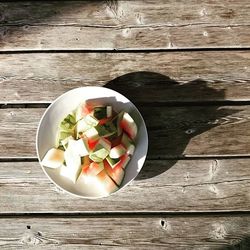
{"left": 0, "top": 1, "right": 250, "bottom": 249}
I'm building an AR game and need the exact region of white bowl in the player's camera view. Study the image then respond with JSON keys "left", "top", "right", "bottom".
{"left": 36, "top": 86, "right": 148, "bottom": 198}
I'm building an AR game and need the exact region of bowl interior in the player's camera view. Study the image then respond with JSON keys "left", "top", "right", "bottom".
{"left": 36, "top": 87, "right": 148, "bottom": 198}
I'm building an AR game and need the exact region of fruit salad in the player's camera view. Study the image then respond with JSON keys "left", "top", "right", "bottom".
{"left": 41, "top": 101, "right": 137, "bottom": 195}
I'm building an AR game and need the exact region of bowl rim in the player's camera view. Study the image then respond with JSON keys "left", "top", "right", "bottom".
{"left": 36, "top": 86, "right": 148, "bottom": 199}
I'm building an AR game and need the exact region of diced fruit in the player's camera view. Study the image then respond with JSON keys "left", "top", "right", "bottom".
{"left": 107, "top": 106, "right": 112, "bottom": 118}
{"left": 81, "top": 156, "right": 91, "bottom": 174}
{"left": 85, "top": 114, "right": 99, "bottom": 126}
{"left": 96, "top": 170, "right": 119, "bottom": 195}
{"left": 60, "top": 164, "right": 81, "bottom": 183}
{"left": 117, "top": 154, "right": 131, "bottom": 170}
{"left": 111, "top": 111, "right": 124, "bottom": 137}
{"left": 109, "top": 144, "right": 126, "bottom": 158}
{"left": 83, "top": 161, "right": 104, "bottom": 176}
{"left": 109, "top": 133, "right": 122, "bottom": 147}
{"left": 61, "top": 147, "right": 82, "bottom": 183}
{"left": 89, "top": 138, "right": 111, "bottom": 162}
{"left": 64, "top": 147, "right": 81, "bottom": 170}
{"left": 83, "top": 127, "right": 99, "bottom": 141}
{"left": 55, "top": 102, "right": 138, "bottom": 194}
{"left": 106, "top": 156, "right": 120, "bottom": 169}
{"left": 121, "top": 133, "right": 135, "bottom": 155}
{"left": 98, "top": 117, "right": 111, "bottom": 125}
{"left": 41, "top": 148, "right": 64, "bottom": 168}
{"left": 95, "top": 121, "right": 116, "bottom": 137}
{"left": 56, "top": 130, "right": 73, "bottom": 148}
{"left": 75, "top": 102, "right": 92, "bottom": 121}
{"left": 76, "top": 119, "right": 91, "bottom": 137}
{"left": 93, "top": 106, "right": 112, "bottom": 120}
{"left": 93, "top": 106, "right": 106, "bottom": 120}
{"left": 81, "top": 155, "right": 90, "bottom": 167}
{"left": 59, "top": 113, "right": 76, "bottom": 131}
{"left": 67, "top": 138, "right": 89, "bottom": 157}
{"left": 88, "top": 138, "right": 99, "bottom": 150}
{"left": 120, "top": 112, "right": 137, "bottom": 140}
{"left": 104, "top": 160, "right": 125, "bottom": 186}
{"left": 61, "top": 135, "right": 74, "bottom": 150}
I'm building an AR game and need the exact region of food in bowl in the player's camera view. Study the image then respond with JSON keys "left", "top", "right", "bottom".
{"left": 41, "top": 101, "right": 138, "bottom": 195}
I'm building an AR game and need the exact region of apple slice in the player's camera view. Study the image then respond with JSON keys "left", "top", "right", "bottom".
{"left": 41, "top": 148, "right": 64, "bottom": 168}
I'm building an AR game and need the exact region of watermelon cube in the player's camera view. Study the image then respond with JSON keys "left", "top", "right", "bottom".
{"left": 95, "top": 170, "right": 119, "bottom": 195}
{"left": 83, "top": 161, "right": 104, "bottom": 176}
{"left": 104, "top": 160, "right": 125, "bottom": 186}
{"left": 75, "top": 102, "right": 92, "bottom": 121}
{"left": 120, "top": 112, "right": 137, "bottom": 140}
{"left": 109, "top": 144, "right": 126, "bottom": 158}
{"left": 89, "top": 138, "right": 111, "bottom": 162}
{"left": 121, "top": 133, "right": 135, "bottom": 155}
{"left": 106, "top": 156, "right": 120, "bottom": 169}
{"left": 83, "top": 127, "right": 99, "bottom": 142}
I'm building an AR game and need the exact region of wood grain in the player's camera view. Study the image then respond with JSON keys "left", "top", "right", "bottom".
{"left": 0, "top": 215, "right": 250, "bottom": 249}
{"left": 0, "top": 1, "right": 250, "bottom": 50}
{"left": 0, "top": 52, "right": 250, "bottom": 103}
{"left": 0, "top": 106, "right": 250, "bottom": 158}
{"left": 0, "top": 159, "right": 249, "bottom": 213}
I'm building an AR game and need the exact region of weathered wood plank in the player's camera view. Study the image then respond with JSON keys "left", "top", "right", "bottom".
{"left": 0, "top": 1, "right": 250, "bottom": 50}
{"left": 0, "top": 159, "right": 249, "bottom": 212}
{"left": 0, "top": 52, "right": 250, "bottom": 103}
{"left": 0, "top": 106, "right": 250, "bottom": 158}
{"left": 0, "top": 215, "right": 250, "bottom": 249}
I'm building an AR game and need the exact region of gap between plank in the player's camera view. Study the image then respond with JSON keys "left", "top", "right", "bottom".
{"left": 0, "top": 211, "right": 250, "bottom": 218}
{"left": 0, "top": 47, "right": 250, "bottom": 54}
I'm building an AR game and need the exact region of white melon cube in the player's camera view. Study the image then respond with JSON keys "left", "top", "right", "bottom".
{"left": 61, "top": 147, "right": 82, "bottom": 183}
{"left": 41, "top": 148, "right": 64, "bottom": 168}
